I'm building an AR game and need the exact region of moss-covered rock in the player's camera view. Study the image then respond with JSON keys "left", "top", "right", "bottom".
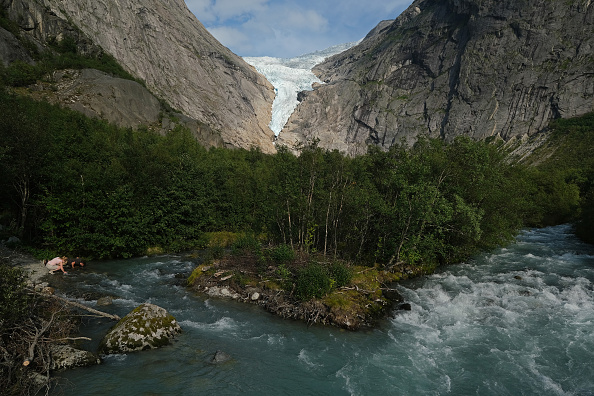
{"left": 98, "top": 303, "right": 181, "bottom": 354}
{"left": 50, "top": 345, "right": 101, "bottom": 370}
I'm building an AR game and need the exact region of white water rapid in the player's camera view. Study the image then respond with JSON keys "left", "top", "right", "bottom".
{"left": 53, "top": 224, "right": 594, "bottom": 395}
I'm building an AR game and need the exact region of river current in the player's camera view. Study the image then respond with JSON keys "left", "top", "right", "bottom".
{"left": 53, "top": 225, "right": 594, "bottom": 395}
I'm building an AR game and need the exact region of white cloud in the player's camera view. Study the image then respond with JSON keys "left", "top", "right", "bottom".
{"left": 185, "top": 0, "right": 268, "bottom": 23}
{"left": 211, "top": 0, "right": 268, "bottom": 20}
{"left": 282, "top": 8, "right": 328, "bottom": 33}
{"left": 185, "top": 0, "right": 414, "bottom": 57}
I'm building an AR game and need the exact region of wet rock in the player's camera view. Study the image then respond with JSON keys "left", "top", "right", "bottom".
{"left": 5, "top": 236, "right": 21, "bottom": 247}
{"left": 50, "top": 345, "right": 101, "bottom": 370}
{"left": 98, "top": 303, "right": 181, "bottom": 354}
{"left": 28, "top": 371, "right": 49, "bottom": 388}
{"left": 514, "top": 275, "right": 523, "bottom": 280}
{"left": 42, "top": 286, "right": 55, "bottom": 295}
{"left": 382, "top": 288, "right": 404, "bottom": 303}
{"left": 398, "top": 303, "right": 412, "bottom": 311}
{"left": 206, "top": 286, "right": 240, "bottom": 300}
{"left": 210, "top": 350, "right": 232, "bottom": 364}
{"left": 96, "top": 296, "right": 113, "bottom": 306}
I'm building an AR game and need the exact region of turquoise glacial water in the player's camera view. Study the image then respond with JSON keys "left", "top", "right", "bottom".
{"left": 52, "top": 225, "right": 594, "bottom": 395}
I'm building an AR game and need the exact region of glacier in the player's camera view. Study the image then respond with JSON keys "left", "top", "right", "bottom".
{"left": 244, "top": 41, "right": 359, "bottom": 136}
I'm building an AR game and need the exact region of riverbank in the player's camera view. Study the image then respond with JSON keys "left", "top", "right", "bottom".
{"left": 1, "top": 242, "right": 421, "bottom": 332}
{"left": 0, "top": 244, "right": 49, "bottom": 284}
{"left": 0, "top": 245, "right": 104, "bottom": 395}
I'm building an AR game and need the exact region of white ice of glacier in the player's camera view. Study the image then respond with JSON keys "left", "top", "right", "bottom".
{"left": 244, "top": 41, "right": 359, "bottom": 135}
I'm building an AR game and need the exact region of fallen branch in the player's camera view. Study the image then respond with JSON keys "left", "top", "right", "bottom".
{"left": 51, "top": 337, "right": 92, "bottom": 342}
{"left": 23, "top": 313, "right": 55, "bottom": 367}
{"left": 42, "top": 293, "right": 121, "bottom": 321}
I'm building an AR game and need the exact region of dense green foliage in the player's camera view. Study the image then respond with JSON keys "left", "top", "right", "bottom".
{"left": 295, "top": 262, "right": 334, "bottom": 300}
{"left": 527, "top": 112, "right": 594, "bottom": 243}
{"left": 1, "top": 87, "right": 536, "bottom": 264}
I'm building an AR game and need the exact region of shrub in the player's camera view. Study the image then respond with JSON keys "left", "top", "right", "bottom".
{"left": 0, "top": 264, "right": 33, "bottom": 332}
{"left": 276, "top": 263, "right": 292, "bottom": 289}
{"left": 330, "top": 261, "right": 353, "bottom": 288}
{"left": 231, "top": 233, "right": 260, "bottom": 255}
{"left": 271, "top": 244, "right": 295, "bottom": 263}
{"left": 295, "top": 262, "right": 332, "bottom": 300}
{"left": 3, "top": 61, "right": 40, "bottom": 87}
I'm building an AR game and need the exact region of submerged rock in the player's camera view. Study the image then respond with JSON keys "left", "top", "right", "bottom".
{"left": 210, "top": 350, "right": 232, "bottom": 364}
{"left": 98, "top": 303, "right": 181, "bottom": 354}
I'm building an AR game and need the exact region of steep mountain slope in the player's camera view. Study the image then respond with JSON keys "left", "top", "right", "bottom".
{"left": 279, "top": 0, "right": 594, "bottom": 155}
{"left": 3, "top": 0, "right": 275, "bottom": 152}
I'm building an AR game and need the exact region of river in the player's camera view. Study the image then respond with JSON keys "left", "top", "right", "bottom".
{"left": 52, "top": 224, "right": 594, "bottom": 395}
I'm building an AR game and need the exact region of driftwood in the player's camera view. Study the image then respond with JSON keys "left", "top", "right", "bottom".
{"left": 26, "top": 287, "right": 120, "bottom": 321}
{"left": 47, "top": 294, "right": 121, "bottom": 321}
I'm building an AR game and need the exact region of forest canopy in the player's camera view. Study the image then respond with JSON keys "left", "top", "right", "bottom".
{"left": 1, "top": 87, "right": 592, "bottom": 266}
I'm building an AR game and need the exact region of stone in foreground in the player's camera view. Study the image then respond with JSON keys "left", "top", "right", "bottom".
{"left": 99, "top": 303, "right": 181, "bottom": 354}
{"left": 50, "top": 345, "right": 101, "bottom": 370}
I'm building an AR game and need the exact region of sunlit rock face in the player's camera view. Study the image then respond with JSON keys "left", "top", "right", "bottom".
{"left": 40, "top": 0, "right": 276, "bottom": 152}
{"left": 280, "top": 0, "right": 594, "bottom": 155}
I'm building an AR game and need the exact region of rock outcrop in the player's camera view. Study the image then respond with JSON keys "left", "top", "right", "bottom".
{"left": 0, "top": 25, "right": 34, "bottom": 65}
{"left": 98, "top": 303, "right": 181, "bottom": 354}
{"left": 279, "top": 0, "right": 594, "bottom": 155}
{"left": 1, "top": 0, "right": 275, "bottom": 151}
{"left": 39, "top": 0, "right": 276, "bottom": 152}
{"left": 28, "top": 68, "right": 224, "bottom": 146}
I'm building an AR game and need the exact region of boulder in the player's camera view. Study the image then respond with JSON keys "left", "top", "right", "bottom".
{"left": 50, "top": 345, "right": 101, "bottom": 370}
{"left": 98, "top": 303, "right": 181, "bottom": 354}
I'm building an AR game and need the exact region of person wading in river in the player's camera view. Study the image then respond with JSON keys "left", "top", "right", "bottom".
{"left": 44, "top": 256, "right": 68, "bottom": 274}
{"left": 67, "top": 256, "right": 85, "bottom": 269}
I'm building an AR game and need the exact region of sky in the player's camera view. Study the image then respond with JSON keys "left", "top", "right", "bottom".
{"left": 185, "top": 0, "right": 415, "bottom": 58}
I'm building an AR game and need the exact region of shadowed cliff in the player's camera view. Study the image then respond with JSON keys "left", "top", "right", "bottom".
{"left": 279, "top": 0, "right": 594, "bottom": 155}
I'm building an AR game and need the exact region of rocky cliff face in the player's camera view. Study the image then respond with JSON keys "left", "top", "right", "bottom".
{"left": 2, "top": 0, "right": 275, "bottom": 152}
{"left": 279, "top": 0, "right": 594, "bottom": 155}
